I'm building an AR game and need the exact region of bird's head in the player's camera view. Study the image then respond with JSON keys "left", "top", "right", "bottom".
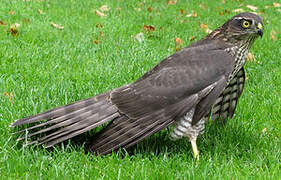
{"left": 211, "top": 12, "right": 264, "bottom": 46}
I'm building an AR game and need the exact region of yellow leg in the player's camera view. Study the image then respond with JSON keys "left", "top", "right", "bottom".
{"left": 190, "top": 139, "right": 199, "bottom": 160}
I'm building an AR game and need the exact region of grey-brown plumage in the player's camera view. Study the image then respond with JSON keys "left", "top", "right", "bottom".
{"left": 10, "top": 12, "right": 263, "bottom": 157}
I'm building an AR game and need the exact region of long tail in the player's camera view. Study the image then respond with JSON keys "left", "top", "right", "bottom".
{"left": 10, "top": 92, "right": 120, "bottom": 148}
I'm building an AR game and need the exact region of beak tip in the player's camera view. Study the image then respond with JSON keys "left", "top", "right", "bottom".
{"left": 258, "top": 29, "right": 263, "bottom": 38}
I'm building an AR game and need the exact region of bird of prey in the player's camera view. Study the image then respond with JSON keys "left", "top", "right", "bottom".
{"left": 10, "top": 12, "right": 263, "bottom": 159}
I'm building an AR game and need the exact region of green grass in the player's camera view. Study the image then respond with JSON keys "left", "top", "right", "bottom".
{"left": 1, "top": 0, "right": 280, "bottom": 179}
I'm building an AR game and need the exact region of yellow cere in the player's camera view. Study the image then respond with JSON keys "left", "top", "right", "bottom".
{"left": 257, "top": 23, "right": 263, "bottom": 30}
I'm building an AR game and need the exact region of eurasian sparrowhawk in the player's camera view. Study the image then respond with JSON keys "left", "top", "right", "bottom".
{"left": 10, "top": 12, "right": 264, "bottom": 159}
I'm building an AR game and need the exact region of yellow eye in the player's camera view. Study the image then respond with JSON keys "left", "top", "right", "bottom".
{"left": 242, "top": 20, "right": 250, "bottom": 28}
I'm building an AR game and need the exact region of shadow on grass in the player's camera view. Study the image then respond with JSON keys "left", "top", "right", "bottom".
{"left": 11, "top": 120, "right": 261, "bottom": 159}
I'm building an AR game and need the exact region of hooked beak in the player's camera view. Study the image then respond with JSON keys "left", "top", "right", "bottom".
{"left": 257, "top": 23, "right": 263, "bottom": 37}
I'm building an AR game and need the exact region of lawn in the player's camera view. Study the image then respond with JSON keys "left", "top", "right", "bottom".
{"left": 0, "top": 0, "right": 280, "bottom": 179}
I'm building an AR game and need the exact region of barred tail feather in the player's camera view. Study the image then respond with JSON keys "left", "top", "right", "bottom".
{"left": 11, "top": 92, "right": 121, "bottom": 147}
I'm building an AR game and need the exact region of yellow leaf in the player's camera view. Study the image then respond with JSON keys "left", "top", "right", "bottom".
{"left": 38, "top": 9, "right": 44, "bottom": 14}
{"left": 100, "top": 5, "right": 110, "bottom": 12}
{"left": 50, "top": 22, "right": 64, "bottom": 30}
{"left": 189, "top": 36, "right": 195, "bottom": 42}
{"left": 270, "top": 30, "right": 277, "bottom": 41}
{"left": 95, "top": 10, "right": 107, "bottom": 17}
{"left": 8, "top": 23, "right": 20, "bottom": 37}
{"left": 273, "top": 2, "right": 281, "bottom": 7}
{"left": 247, "top": 52, "right": 256, "bottom": 62}
{"left": 246, "top": 5, "right": 258, "bottom": 11}
{"left": 232, "top": 8, "right": 244, "bottom": 13}
{"left": 200, "top": 23, "right": 212, "bottom": 34}
{"left": 168, "top": 1, "right": 175, "bottom": 5}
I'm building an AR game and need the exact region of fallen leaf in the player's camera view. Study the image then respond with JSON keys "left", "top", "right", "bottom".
{"left": 232, "top": 8, "right": 244, "bottom": 13}
{"left": 265, "top": 5, "right": 271, "bottom": 9}
{"left": 273, "top": 2, "right": 281, "bottom": 7}
{"left": 199, "top": 4, "right": 206, "bottom": 10}
{"left": 180, "top": 8, "right": 186, "bottom": 14}
{"left": 148, "top": 7, "right": 153, "bottom": 12}
{"left": 270, "top": 30, "right": 277, "bottom": 41}
{"left": 192, "top": 11, "right": 197, "bottom": 18}
{"left": 95, "top": 10, "right": 107, "bottom": 17}
{"left": 200, "top": 23, "right": 212, "bottom": 34}
{"left": 189, "top": 36, "right": 195, "bottom": 41}
{"left": 0, "top": 20, "right": 6, "bottom": 26}
{"left": 222, "top": 0, "right": 226, "bottom": 4}
{"left": 99, "top": 31, "right": 103, "bottom": 38}
{"left": 186, "top": 14, "right": 192, "bottom": 17}
{"left": 247, "top": 52, "right": 256, "bottom": 62}
{"left": 168, "top": 1, "right": 175, "bottom": 5}
{"left": 261, "top": 128, "right": 267, "bottom": 134}
{"left": 3, "top": 92, "right": 14, "bottom": 104}
{"left": 9, "top": 10, "right": 15, "bottom": 15}
{"left": 175, "top": 37, "right": 183, "bottom": 45}
{"left": 100, "top": 5, "right": 110, "bottom": 12}
{"left": 93, "top": 39, "right": 100, "bottom": 44}
{"left": 134, "top": 32, "right": 144, "bottom": 43}
{"left": 96, "top": 23, "right": 103, "bottom": 28}
{"left": 8, "top": 23, "right": 20, "bottom": 37}
{"left": 24, "top": 18, "right": 30, "bottom": 23}
{"left": 246, "top": 5, "right": 258, "bottom": 11}
{"left": 134, "top": 7, "right": 141, "bottom": 11}
{"left": 143, "top": 25, "right": 155, "bottom": 32}
{"left": 38, "top": 9, "right": 44, "bottom": 14}
{"left": 50, "top": 22, "right": 64, "bottom": 30}
{"left": 175, "top": 37, "right": 183, "bottom": 52}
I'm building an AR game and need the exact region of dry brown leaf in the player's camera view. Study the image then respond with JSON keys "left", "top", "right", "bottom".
{"left": 232, "top": 8, "right": 244, "bottom": 13}
{"left": 134, "top": 32, "right": 144, "bottom": 43}
{"left": 23, "top": 18, "right": 30, "bottom": 24}
{"left": 180, "top": 8, "right": 186, "bottom": 14}
{"left": 96, "top": 23, "right": 103, "bottom": 28}
{"left": 38, "top": 9, "right": 44, "bottom": 14}
{"left": 148, "top": 7, "right": 153, "bottom": 12}
{"left": 200, "top": 23, "right": 212, "bottom": 34}
{"left": 8, "top": 23, "right": 20, "bottom": 37}
{"left": 270, "top": 30, "right": 277, "bottom": 41}
{"left": 3, "top": 92, "right": 14, "bottom": 104}
{"left": 95, "top": 10, "right": 107, "bottom": 17}
{"left": 175, "top": 37, "right": 183, "bottom": 52}
{"left": 192, "top": 11, "right": 197, "bottom": 18}
{"left": 199, "top": 4, "right": 206, "bottom": 10}
{"left": 143, "top": 25, "right": 155, "bottom": 32}
{"left": 100, "top": 5, "right": 110, "bottom": 12}
{"left": 0, "top": 20, "right": 6, "bottom": 26}
{"left": 93, "top": 39, "right": 100, "bottom": 44}
{"left": 247, "top": 52, "right": 256, "bottom": 62}
{"left": 261, "top": 128, "right": 267, "bottom": 134}
{"left": 246, "top": 5, "right": 258, "bottom": 11}
{"left": 50, "top": 22, "right": 64, "bottom": 30}
{"left": 9, "top": 10, "right": 15, "bottom": 15}
{"left": 175, "top": 37, "right": 183, "bottom": 45}
{"left": 189, "top": 36, "right": 195, "bottom": 41}
{"left": 273, "top": 2, "right": 281, "bottom": 7}
{"left": 168, "top": 1, "right": 175, "bottom": 5}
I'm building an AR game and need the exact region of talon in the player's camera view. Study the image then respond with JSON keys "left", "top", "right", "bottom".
{"left": 190, "top": 139, "right": 199, "bottom": 160}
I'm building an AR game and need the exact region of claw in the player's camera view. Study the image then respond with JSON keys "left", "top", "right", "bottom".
{"left": 190, "top": 138, "right": 199, "bottom": 160}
